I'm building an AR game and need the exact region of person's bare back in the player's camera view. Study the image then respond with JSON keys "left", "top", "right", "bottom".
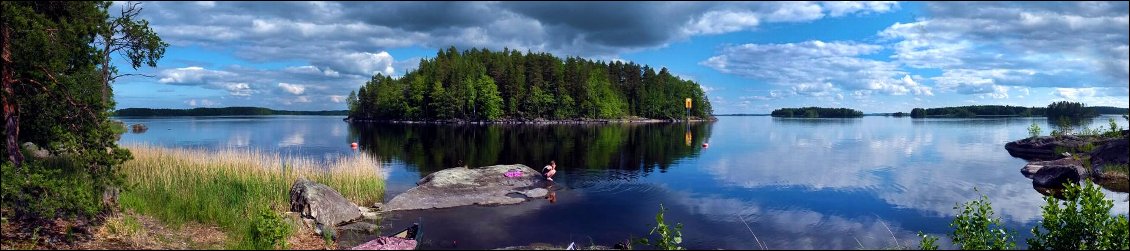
{"left": 543, "top": 160, "right": 557, "bottom": 181}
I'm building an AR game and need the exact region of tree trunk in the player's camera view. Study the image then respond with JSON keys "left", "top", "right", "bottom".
{"left": 100, "top": 34, "right": 111, "bottom": 109}
{"left": 2, "top": 25, "right": 23, "bottom": 167}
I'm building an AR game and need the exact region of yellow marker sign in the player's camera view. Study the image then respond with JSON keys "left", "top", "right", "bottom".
{"left": 685, "top": 98, "right": 692, "bottom": 109}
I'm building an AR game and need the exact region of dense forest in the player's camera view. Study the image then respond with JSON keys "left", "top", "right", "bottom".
{"left": 347, "top": 47, "right": 713, "bottom": 122}
{"left": 769, "top": 107, "right": 864, "bottom": 118}
{"left": 908, "top": 103, "right": 1125, "bottom": 118}
{"left": 115, "top": 107, "right": 347, "bottom": 116}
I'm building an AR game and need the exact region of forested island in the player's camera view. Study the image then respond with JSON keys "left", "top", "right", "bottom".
{"left": 908, "top": 102, "right": 1127, "bottom": 119}
{"left": 769, "top": 107, "right": 864, "bottom": 118}
{"left": 346, "top": 47, "right": 713, "bottom": 122}
{"left": 115, "top": 107, "right": 348, "bottom": 116}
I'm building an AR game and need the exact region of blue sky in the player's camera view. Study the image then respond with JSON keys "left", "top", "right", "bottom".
{"left": 113, "top": 1, "right": 1129, "bottom": 113}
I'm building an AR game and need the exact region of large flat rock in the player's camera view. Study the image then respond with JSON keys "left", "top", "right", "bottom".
{"left": 384, "top": 164, "right": 549, "bottom": 211}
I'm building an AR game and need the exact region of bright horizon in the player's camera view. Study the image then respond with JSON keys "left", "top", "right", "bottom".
{"left": 112, "top": 1, "right": 1130, "bottom": 114}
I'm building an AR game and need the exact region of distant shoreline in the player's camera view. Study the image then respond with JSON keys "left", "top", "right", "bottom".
{"left": 114, "top": 107, "right": 348, "bottom": 116}
{"left": 344, "top": 117, "right": 717, "bottom": 124}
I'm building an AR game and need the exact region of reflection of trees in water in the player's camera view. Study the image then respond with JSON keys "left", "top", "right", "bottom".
{"left": 349, "top": 122, "right": 713, "bottom": 177}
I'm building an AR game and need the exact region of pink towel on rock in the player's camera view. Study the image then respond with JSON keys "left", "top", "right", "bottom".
{"left": 350, "top": 236, "right": 418, "bottom": 250}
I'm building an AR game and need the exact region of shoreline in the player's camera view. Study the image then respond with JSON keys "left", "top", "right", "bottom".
{"left": 343, "top": 117, "right": 718, "bottom": 124}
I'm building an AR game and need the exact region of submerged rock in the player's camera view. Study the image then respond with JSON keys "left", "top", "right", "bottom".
{"left": 383, "top": 164, "right": 549, "bottom": 211}
{"left": 289, "top": 177, "right": 362, "bottom": 227}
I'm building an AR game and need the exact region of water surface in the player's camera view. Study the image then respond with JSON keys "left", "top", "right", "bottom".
{"left": 116, "top": 115, "right": 1130, "bottom": 249}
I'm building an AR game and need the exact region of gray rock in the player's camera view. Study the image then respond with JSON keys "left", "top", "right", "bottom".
{"left": 384, "top": 164, "right": 549, "bottom": 211}
{"left": 1089, "top": 138, "right": 1128, "bottom": 173}
{"left": 1004, "top": 135, "right": 1088, "bottom": 161}
{"left": 518, "top": 188, "right": 549, "bottom": 198}
{"left": 1022, "top": 157, "right": 1088, "bottom": 188}
{"left": 289, "top": 177, "right": 362, "bottom": 227}
{"left": 20, "top": 142, "right": 50, "bottom": 159}
{"left": 337, "top": 222, "right": 379, "bottom": 248}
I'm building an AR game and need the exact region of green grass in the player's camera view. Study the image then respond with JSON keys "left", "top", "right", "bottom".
{"left": 117, "top": 144, "right": 385, "bottom": 249}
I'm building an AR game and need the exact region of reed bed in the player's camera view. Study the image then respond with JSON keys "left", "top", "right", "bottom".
{"left": 117, "top": 144, "right": 384, "bottom": 248}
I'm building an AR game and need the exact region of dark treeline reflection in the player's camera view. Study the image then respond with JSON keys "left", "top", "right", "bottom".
{"left": 349, "top": 122, "right": 713, "bottom": 176}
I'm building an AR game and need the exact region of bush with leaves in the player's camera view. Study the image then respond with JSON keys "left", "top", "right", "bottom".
{"left": 1027, "top": 180, "right": 1129, "bottom": 250}
{"left": 637, "top": 204, "right": 684, "bottom": 250}
{"left": 947, "top": 191, "right": 1017, "bottom": 250}
{"left": 1028, "top": 121, "right": 1042, "bottom": 139}
{"left": 248, "top": 207, "right": 291, "bottom": 250}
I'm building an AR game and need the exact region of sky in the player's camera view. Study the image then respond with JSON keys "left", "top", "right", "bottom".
{"left": 112, "top": 1, "right": 1130, "bottom": 114}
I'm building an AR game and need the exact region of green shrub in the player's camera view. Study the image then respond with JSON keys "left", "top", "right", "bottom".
{"left": 248, "top": 207, "right": 291, "bottom": 250}
{"left": 1102, "top": 118, "right": 1123, "bottom": 138}
{"left": 918, "top": 232, "right": 939, "bottom": 250}
{"left": 1027, "top": 180, "right": 1129, "bottom": 250}
{"left": 1028, "top": 121, "right": 1042, "bottom": 138}
{"left": 948, "top": 191, "right": 1017, "bottom": 250}
{"left": 1, "top": 158, "right": 104, "bottom": 220}
{"left": 637, "top": 204, "right": 684, "bottom": 250}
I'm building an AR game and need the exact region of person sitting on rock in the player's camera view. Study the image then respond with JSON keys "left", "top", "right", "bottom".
{"left": 543, "top": 160, "right": 557, "bottom": 181}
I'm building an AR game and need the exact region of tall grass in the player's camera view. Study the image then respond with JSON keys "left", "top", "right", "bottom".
{"left": 117, "top": 144, "right": 384, "bottom": 249}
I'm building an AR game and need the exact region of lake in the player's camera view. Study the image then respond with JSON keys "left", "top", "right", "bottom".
{"left": 115, "top": 115, "right": 1129, "bottom": 249}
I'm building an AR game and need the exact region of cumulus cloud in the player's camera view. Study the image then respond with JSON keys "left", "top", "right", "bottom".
{"left": 140, "top": 2, "right": 899, "bottom": 59}
{"left": 154, "top": 65, "right": 370, "bottom": 109}
{"left": 880, "top": 2, "right": 1129, "bottom": 89}
{"left": 185, "top": 99, "right": 220, "bottom": 107}
{"left": 701, "top": 41, "right": 933, "bottom": 97}
{"left": 1055, "top": 87, "right": 1098, "bottom": 101}
{"left": 277, "top": 83, "right": 306, "bottom": 95}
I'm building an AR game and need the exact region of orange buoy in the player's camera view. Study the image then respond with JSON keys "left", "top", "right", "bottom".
{"left": 702, "top": 143, "right": 709, "bottom": 148}
{"left": 351, "top": 142, "right": 358, "bottom": 148}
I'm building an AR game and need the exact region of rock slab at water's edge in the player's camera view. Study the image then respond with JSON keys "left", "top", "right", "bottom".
{"left": 383, "top": 164, "right": 549, "bottom": 211}
{"left": 289, "top": 177, "right": 362, "bottom": 227}
{"left": 1022, "top": 157, "right": 1088, "bottom": 188}
{"left": 1004, "top": 135, "right": 1088, "bottom": 161}
{"left": 1088, "top": 138, "right": 1128, "bottom": 172}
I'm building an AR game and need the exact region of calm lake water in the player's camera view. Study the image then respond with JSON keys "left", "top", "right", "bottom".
{"left": 116, "top": 115, "right": 1129, "bottom": 249}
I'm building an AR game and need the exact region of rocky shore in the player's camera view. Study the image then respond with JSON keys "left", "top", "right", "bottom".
{"left": 383, "top": 164, "right": 551, "bottom": 211}
{"left": 1005, "top": 131, "right": 1128, "bottom": 192}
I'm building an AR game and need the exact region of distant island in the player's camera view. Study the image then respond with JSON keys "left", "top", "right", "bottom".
{"left": 114, "top": 107, "right": 348, "bottom": 116}
{"left": 770, "top": 107, "right": 864, "bottom": 118}
{"left": 909, "top": 102, "right": 1127, "bottom": 119}
{"left": 347, "top": 47, "right": 714, "bottom": 122}
{"left": 714, "top": 114, "right": 771, "bottom": 116}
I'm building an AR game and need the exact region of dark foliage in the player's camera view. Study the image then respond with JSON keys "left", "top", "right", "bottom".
{"left": 348, "top": 47, "right": 713, "bottom": 121}
{"left": 114, "top": 107, "right": 348, "bottom": 116}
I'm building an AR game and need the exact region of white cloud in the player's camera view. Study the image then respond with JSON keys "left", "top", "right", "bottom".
{"left": 880, "top": 2, "right": 1129, "bottom": 89}
{"left": 184, "top": 99, "right": 219, "bottom": 107}
{"left": 158, "top": 66, "right": 235, "bottom": 85}
{"left": 1055, "top": 87, "right": 1097, "bottom": 100}
{"left": 683, "top": 10, "right": 761, "bottom": 35}
{"left": 277, "top": 83, "right": 306, "bottom": 95}
{"left": 702, "top": 41, "right": 932, "bottom": 97}
{"left": 328, "top": 95, "right": 347, "bottom": 103}
{"left": 223, "top": 83, "right": 252, "bottom": 96}
{"left": 822, "top": 1, "right": 898, "bottom": 17}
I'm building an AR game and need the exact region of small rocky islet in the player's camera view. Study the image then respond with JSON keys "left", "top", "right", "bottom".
{"left": 1004, "top": 130, "right": 1129, "bottom": 193}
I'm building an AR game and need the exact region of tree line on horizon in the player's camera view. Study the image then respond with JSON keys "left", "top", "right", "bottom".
{"left": 769, "top": 107, "right": 864, "bottom": 118}
{"left": 909, "top": 102, "right": 1122, "bottom": 119}
{"left": 114, "top": 107, "right": 347, "bottom": 116}
{"left": 347, "top": 47, "right": 714, "bottom": 121}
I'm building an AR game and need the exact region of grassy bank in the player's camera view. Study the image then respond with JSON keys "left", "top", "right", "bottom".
{"left": 118, "top": 144, "right": 384, "bottom": 249}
